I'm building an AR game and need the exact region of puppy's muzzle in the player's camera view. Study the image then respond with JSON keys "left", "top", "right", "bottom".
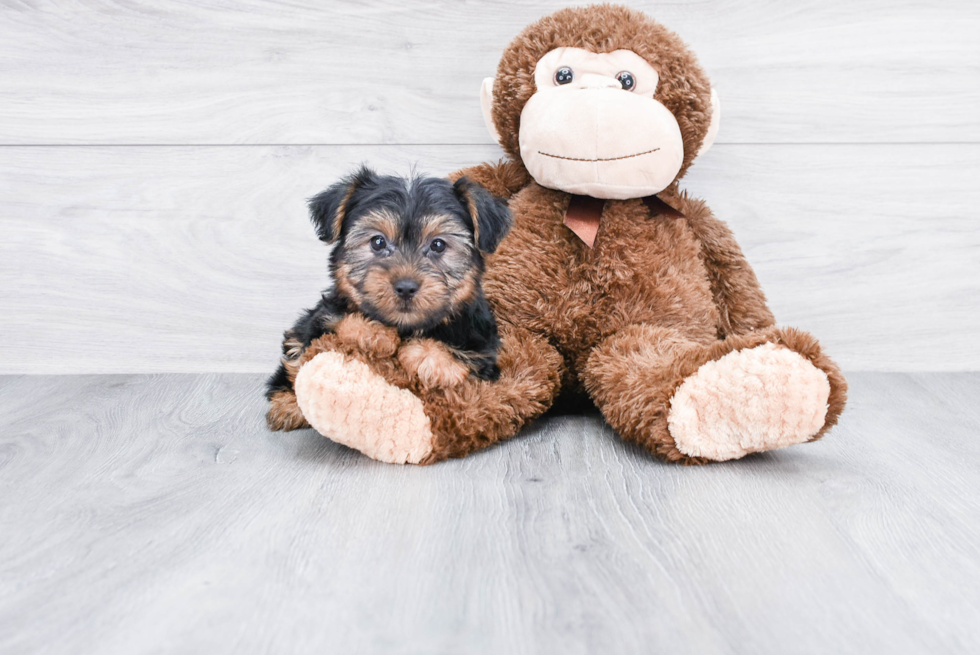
{"left": 393, "top": 278, "right": 420, "bottom": 300}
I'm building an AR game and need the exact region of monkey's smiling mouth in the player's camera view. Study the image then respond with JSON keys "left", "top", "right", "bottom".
{"left": 537, "top": 147, "right": 659, "bottom": 163}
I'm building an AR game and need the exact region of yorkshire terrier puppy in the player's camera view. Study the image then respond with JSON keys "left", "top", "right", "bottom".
{"left": 265, "top": 166, "right": 512, "bottom": 431}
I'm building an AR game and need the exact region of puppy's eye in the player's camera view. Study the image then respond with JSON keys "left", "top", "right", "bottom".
{"left": 554, "top": 67, "right": 574, "bottom": 85}
{"left": 370, "top": 235, "right": 387, "bottom": 252}
{"left": 429, "top": 238, "right": 447, "bottom": 254}
{"left": 616, "top": 71, "right": 635, "bottom": 91}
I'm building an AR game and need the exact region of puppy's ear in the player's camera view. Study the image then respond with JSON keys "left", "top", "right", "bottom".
{"left": 308, "top": 166, "right": 377, "bottom": 243}
{"left": 453, "top": 177, "right": 513, "bottom": 253}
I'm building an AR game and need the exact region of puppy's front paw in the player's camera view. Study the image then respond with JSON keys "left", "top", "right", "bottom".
{"left": 335, "top": 314, "right": 400, "bottom": 358}
{"left": 398, "top": 340, "right": 470, "bottom": 388}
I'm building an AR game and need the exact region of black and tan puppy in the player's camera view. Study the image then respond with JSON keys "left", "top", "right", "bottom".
{"left": 265, "top": 166, "right": 512, "bottom": 430}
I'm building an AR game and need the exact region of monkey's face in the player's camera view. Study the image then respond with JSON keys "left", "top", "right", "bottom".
{"left": 481, "top": 6, "right": 721, "bottom": 201}
{"left": 518, "top": 47, "right": 684, "bottom": 200}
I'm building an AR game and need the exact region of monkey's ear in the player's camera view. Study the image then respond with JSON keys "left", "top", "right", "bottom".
{"left": 308, "top": 166, "right": 377, "bottom": 243}
{"left": 696, "top": 89, "right": 721, "bottom": 158}
{"left": 480, "top": 77, "right": 503, "bottom": 146}
{"left": 453, "top": 177, "right": 513, "bottom": 254}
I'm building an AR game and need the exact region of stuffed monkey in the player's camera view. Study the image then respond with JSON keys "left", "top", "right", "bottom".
{"left": 271, "top": 4, "right": 847, "bottom": 465}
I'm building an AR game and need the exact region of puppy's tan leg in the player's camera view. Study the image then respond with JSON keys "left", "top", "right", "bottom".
{"left": 266, "top": 389, "right": 310, "bottom": 431}
{"left": 398, "top": 339, "right": 470, "bottom": 388}
{"left": 334, "top": 314, "right": 400, "bottom": 358}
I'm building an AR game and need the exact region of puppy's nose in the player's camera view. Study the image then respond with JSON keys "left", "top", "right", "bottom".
{"left": 393, "top": 278, "right": 420, "bottom": 300}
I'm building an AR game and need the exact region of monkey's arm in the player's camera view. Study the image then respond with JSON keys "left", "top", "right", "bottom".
{"left": 671, "top": 192, "right": 776, "bottom": 337}
{"left": 265, "top": 299, "right": 401, "bottom": 431}
{"left": 448, "top": 159, "right": 530, "bottom": 199}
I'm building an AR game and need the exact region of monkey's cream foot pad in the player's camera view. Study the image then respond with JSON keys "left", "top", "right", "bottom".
{"left": 667, "top": 343, "right": 831, "bottom": 461}
{"left": 294, "top": 352, "right": 433, "bottom": 464}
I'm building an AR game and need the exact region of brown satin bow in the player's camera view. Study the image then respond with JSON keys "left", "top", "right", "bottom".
{"left": 563, "top": 194, "right": 684, "bottom": 248}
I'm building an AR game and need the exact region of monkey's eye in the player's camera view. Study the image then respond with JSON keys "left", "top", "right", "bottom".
{"left": 554, "top": 67, "right": 574, "bottom": 85}
{"left": 370, "top": 235, "right": 387, "bottom": 253}
{"left": 429, "top": 238, "right": 447, "bottom": 254}
{"left": 616, "top": 71, "right": 635, "bottom": 91}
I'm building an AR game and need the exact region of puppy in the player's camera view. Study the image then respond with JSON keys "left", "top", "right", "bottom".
{"left": 265, "top": 166, "right": 512, "bottom": 431}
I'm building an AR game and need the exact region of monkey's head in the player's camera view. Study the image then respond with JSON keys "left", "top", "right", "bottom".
{"left": 481, "top": 5, "right": 719, "bottom": 200}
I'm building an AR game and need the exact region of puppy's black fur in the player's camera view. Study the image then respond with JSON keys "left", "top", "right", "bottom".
{"left": 266, "top": 166, "right": 512, "bottom": 406}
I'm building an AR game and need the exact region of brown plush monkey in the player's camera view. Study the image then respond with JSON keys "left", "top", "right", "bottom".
{"left": 280, "top": 5, "right": 847, "bottom": 465}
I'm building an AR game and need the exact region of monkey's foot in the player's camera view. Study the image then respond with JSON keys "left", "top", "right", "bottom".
{"left": 294, "top": 352, "right": 433, "bottom": 464}
{"left": 667, "top": 343, "right": 830, "bottom": 461}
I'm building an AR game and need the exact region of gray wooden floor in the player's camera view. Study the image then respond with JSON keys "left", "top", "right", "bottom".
{"left": 1, "top": 372, "right": 978, "bottom": 654}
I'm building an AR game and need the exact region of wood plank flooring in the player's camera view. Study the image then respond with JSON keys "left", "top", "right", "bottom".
{"left": 1, "top": 372, "right": 978, "bottom": 654}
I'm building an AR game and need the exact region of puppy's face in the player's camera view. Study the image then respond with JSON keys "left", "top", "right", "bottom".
{"left": 339, "top": 208, "right": 480, "bottom": 330}
{"left": 309, "top": 170, "right": 512, "bottom": 332}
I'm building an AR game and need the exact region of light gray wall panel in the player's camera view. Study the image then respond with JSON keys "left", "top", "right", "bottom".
{"left": 0, "top": 0, "right": 976, "bottom": 145}
{"left": 1, "top": 143, "right": 977, "bottom": 373}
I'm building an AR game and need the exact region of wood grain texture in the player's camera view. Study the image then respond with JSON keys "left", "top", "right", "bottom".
{"left": 0, "top": 0, "right": 977, "bottom": 145}
{"left": 1, "top": 143, "right": 977, "bottom": 374}
{"left": 0, "top": 372, "right": 978, "bottom": 654}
